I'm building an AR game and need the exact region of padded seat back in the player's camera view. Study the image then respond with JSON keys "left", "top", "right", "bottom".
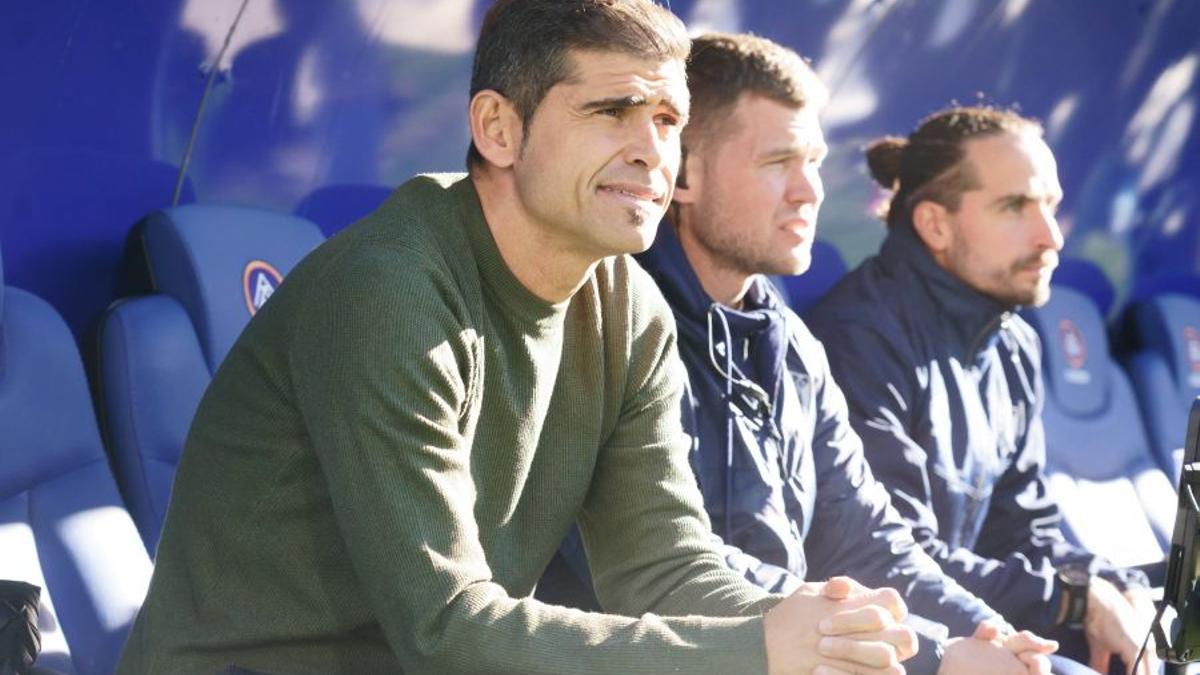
{"left": 1025, "top": 283, "right": 1173, "bottom": 566}
{"left": 98, "top": 205, "right": 324, "bottom": 552}
{"left": 1125, "top": 292, "right": 1200, "bottom": 484}
{"left": 0, "top": 239, "right": 152, "bottom": 675}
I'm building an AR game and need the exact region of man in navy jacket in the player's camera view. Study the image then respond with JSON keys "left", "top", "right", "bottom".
{"left": 631, "top": 32, "right": 1070, "bottom": 675}
{"left": 806, "top": 106, "right": 1158, "bottom": 675}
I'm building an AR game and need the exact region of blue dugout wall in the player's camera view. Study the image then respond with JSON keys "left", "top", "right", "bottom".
{"left": 1, "top": 0, "right": 1198, "bottom": 340}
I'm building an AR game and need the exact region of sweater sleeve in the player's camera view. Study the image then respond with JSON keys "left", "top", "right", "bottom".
{"left": 291, "top": 250, "right": 773, "bottom": 674}
{"left": 578, "top": 301, "right": 779, "bottom": 625}
{"left": 816, "top": 319, "right": 1062, "bottom": 632}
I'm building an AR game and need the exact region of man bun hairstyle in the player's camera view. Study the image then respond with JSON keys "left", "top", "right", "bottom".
{"left": 869, "top": 105, "right": 1043, "bottom": 227}
{"left": 467, "top": 0, "right": 690, "bottom": 169}
{"left": 864, "top": 136, "right": 906, "bottom": 191}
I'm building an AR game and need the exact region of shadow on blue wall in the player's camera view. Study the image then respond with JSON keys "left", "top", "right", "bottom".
{"left": 0, "top": 0, "right": 1197, "bottom": 338}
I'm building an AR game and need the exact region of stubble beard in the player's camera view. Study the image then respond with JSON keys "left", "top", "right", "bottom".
{"left": 952, "top": 251, "right": 1050, "bottom": 308}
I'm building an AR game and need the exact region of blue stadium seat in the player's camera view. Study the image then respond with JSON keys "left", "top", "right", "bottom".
{"left": 1123, "top": 290, "right": 1200, "bottom": 484}
{"left": 1048, "top": 257, "right": 1116, "bottom": 319}
{"left": 0, "top": 237, "right": 151, "bottom": 674}
{"left": 97, "top": 205, "right": 324, "bottom": 553}
{"left": 1024, "top": 282, "right": 1174, "bottom": 567}
{"left": 775, "top": 239, "right": 847, "bottom": 315}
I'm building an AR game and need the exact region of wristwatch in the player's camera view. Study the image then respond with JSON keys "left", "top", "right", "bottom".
{"left": 1056, "top": 564, "right": 1091, "bottom": 628}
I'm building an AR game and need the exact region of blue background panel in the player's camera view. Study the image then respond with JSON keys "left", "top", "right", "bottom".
{"left": 1, "top": 0, "right": 1197, "bottom": 338}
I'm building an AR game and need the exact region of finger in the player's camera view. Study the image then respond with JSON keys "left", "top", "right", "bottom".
{"left": 823, "top": 576, "right": 867, "bottom": 601}
{"left": 1131, "top": 648, "right": 1159, "bottom": 675}
{"left": 817, "top": 636, "right": 900, "bottom": 669}
{"left": 811, "top": 667, "right": 854, "bottom": 675}
{"left": 868, "top": 587, "right": 907, "bottom": 622}
{"left": 1144, "top": 650, "right": 1161, "bottom": 675}
{"left": 828, "top": 627, "right": 919, "bottom": 662}
{"left": 1004, "top": 630, "right": 1059, "bottom": 654}
{"left": 1017, "top": 651, "right": 1053, "bottom": 675}
{"left": 812, "top": 662, "right": 903, "bottom": 675}
{"left": 973, "top": 619, "right": 1003, "bottom": 641}
{"left": 1088, "top": 642, "right": 1111, "bottom": 674}
{"left": 1118, "top": 640, "right": 1147, "bottom": 675}
{"left": 819, "top": 605, "right": 893, "bottom": 636}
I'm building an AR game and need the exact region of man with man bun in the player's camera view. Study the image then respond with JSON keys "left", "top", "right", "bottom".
{"left": 807, "top": 107, "right": 1159, "bottom": 675}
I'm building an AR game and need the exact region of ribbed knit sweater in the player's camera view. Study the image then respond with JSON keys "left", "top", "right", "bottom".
{"left": 117, "top": 174, "right": 778, "bottom": 674}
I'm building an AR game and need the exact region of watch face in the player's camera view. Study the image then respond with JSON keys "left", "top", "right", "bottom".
{"left": 1060, "top": 566, "right": 1090, "bottom": 587}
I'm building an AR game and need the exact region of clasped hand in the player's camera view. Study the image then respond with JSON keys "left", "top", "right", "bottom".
{"left": 763, "top": 576, "right": 916, "bottom": 675}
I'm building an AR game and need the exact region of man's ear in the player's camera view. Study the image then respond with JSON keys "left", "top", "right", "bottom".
{"left": 911, "top": 200, "right": 953, "bottom": 254}
{"left": 672, "top": 145, "right": 701, "bottom": 206}
{"left": 469, "top": 90, "right": 522, "bottom": 169}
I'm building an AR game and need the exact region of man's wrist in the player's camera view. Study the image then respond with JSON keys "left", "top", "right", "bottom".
{"left": 1055, "top": 565, "right": 1090, "bottom": 628}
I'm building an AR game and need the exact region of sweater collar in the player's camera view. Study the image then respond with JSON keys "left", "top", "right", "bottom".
{"left": 455, "top": 176, "right": 570, "bottom": 330}
{"left": 878, "top": 220, "right": 1013, "bottom": 360}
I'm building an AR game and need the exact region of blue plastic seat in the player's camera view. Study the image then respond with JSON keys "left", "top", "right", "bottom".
{"left": 97, "top": 205, "right": 324, "bottom": 554}
{"left": 1049, "top": 257, "right": 1116, "bottom": 319}
{"left": 1123, "top": 290, "right": 1200, "bottom": 484}
{"left": 775, "top": 239, "right": 847, "bottom": 316}
{"left": 1024, "top": 282, "right": 1173, "bottom": 567}
{"left": 0, "top": 237, "right": 152, "bottom": 674}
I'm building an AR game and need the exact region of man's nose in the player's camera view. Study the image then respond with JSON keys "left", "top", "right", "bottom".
{"left": 625, "top": 118, "right": 670, "bottom": 170}
{"left": 1032, "top": 204, "right": 1064, "bottom": 251}
{"left": 786, "top": 163, "right": 823, "bottom": 207}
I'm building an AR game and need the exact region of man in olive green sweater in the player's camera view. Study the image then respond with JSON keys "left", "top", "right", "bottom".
{"left": 119, "top": 1, "right": 916, "bottom": 673}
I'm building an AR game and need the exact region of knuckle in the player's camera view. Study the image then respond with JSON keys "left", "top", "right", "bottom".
{"left": 866, "top": 605, "right": 890, "bottom": 626}
{"left": 899, "top": 628, "right": 918, "bottom": 655}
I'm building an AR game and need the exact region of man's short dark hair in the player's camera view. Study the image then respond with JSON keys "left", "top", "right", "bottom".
{"left": 467, "top": 0, "right": 690, "bottom": 169}
{"left": 682, "top": 32, "right": 828, "bottom": 154}
{"left": 866, "top": 106, "right": 1043, "bottom": 227}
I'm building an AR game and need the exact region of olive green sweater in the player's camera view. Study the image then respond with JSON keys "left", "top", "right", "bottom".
{"left": 118, "top": 175, "right": 778, "bottom": 674}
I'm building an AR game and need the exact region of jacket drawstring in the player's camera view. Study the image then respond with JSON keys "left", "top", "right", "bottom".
{"left": 706, "top": 304, "right": 736, "bottom": 540}
{"left": 705, "top": 303, "right": 775, "bottom": 540}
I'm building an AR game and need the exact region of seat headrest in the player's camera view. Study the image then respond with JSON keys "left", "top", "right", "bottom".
{"left": 780, "top": 240, "right": 847, "bottom": 314}
{"left": 140, "top": 205, "right": 325, "bottom": 373}
{"left": 1133, "top": 293, "right": 1200, "bottom": 396}
{"left": 1025, "top": 285, "right": 1111, "bottom": 417}
{"left": 1051, "top": 257, "right": 1115, "bottom": 318}
{"left": 1130, "top": 273, "right": 1200, "bottom": 305}
{"left": 294, "top": 184, "right": 391, "bottom": 234}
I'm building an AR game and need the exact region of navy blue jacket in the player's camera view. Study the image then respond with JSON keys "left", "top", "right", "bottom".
{"left": 807, "top": 222, "right": 1134, "bottom": 634}
{"left": 637, "top": 226, "right": 1002, "bottom": 647}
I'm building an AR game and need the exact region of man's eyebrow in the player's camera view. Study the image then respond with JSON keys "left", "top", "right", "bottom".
{"left": 759, "top": 141, "right": 828, "bottom": 162}
{"left": 579, "top": 94, "right": 688, "bottom": 119}
{"left": 579, "top": 95, "right": 648, "bottom": 112}
{"left": 988, "top": 193, "right": 1031, "bottom": 208}
{"left": 987, "top": 190, "right": 1062, "bottom": 208}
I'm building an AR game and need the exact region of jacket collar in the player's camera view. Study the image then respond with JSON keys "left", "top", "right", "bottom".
{"left": 878, "top": 220, "right": 1013, "bottom": 361}
{"left": 637, "top": 222, "right": 790, "bottom": 401}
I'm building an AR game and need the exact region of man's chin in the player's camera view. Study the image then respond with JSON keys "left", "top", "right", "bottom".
{"left": 607, "top": 217, "right": 662, "bottom": 256}
{"left": 1001, "top": 283, "right": 1052, "bottom": 308}
{"left": 1028, "top": 285, "right": 1054, "bottom": 308}
{"left": 765, "top": 253, "right": 813, "bottom": 278}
